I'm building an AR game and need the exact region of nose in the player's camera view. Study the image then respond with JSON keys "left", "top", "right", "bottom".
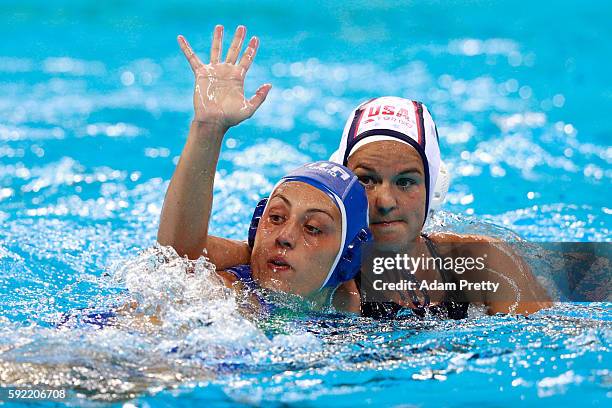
{"left": 275, "top": 220, "right": 297, "bottom": 249}
{"left": 374, "top": 183, "right": 398, "bottom": 216}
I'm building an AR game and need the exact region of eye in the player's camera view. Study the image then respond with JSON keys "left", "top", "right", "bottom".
{"left": 357, "top": 175, "right": 376, "bottom": 188}
{"left": 396, "top": 177, "right": 417, "bottom": 189}
{"left": 305, "top": 224, "right": 322, "bottom": 235}
{"left": 268, "top": 213, "right": 285, "bottom": 224}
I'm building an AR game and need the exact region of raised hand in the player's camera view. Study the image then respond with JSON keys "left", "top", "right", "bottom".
{"left": 178, "top": 25, "right": 272, "bottom": 130}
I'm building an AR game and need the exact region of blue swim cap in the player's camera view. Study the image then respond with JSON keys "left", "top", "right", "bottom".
{"left": 248, "top": 161, "right": 371, "bottom": 289}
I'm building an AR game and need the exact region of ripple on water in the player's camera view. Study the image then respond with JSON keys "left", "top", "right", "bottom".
{"left": 0, "top": 6, "right": 610, "bottom": 404}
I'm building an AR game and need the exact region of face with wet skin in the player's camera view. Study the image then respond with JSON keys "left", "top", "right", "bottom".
{"left": 347, "top": 140, "right": 426, "bottom": 252}
{"left": 250, "top": 182, "right": 342, "bottom": 296}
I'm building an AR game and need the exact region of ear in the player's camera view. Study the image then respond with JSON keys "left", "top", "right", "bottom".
{"left": 248, "top": 198, "right": 268, "bottom": 248}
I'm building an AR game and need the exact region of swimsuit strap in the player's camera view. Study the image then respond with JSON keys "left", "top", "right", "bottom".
{"left": 224, "top": 265, "right": 276, "bottom": 313}
{"left": 421, "top": 233, "right": 455, "bottom": 284}
{"left": 421, "top": 233, "right": 469, "bottom": 319}
{"left": 225, "top": 264, "right": 258, "bottom": 290}
{"left": 400, "top": 265, "right": 431, "bottom": 309}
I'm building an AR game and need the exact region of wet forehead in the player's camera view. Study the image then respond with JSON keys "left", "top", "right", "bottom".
{"left": 347, "top": 140, "right": 424, "bottom": 174}
{"left": 269, "top": 182, "right": 340, "bottom": 220}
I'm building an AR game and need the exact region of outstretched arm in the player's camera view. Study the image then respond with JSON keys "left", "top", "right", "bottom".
{"left": 157, "top": 25, "right": 271, "bottom": 259}
{"left": 430, "top": 233, "right": 552, "bottom": 315}
{"left": 473, "top": 239, "right": 553, "bottom": 315}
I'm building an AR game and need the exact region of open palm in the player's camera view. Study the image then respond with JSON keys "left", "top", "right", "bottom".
{"left": 178, "top": 25, "right": 271, "bottom": 129}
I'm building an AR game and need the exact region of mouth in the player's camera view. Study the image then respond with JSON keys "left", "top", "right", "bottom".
{"left": 371, "top": 220, "right": 406, "bottom": 228}
{"left": 266, "top": 256, "right": 293, "bottom": 272}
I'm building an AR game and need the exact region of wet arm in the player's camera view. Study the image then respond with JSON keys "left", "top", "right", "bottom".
{"left": 157, "top": 121, "right": 226, "bottom": 259}
{"left": 458, "top": 235, "right": 553, "bottom": 315}
{"left": 156, "top": 26, "right": 270, "bottom": 260}
{"left": 206, "top": 236, "right": 251, "bottom": 269}
{"left": 476, "top": 241, "right": 553, "bottom": 315}
{"left": 430, "top": 233, "right": 552, "bottom": 315}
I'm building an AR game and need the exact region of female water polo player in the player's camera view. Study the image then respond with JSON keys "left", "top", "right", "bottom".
{"left": 329, "top": 96, "right": 552, "bottom": 317}
{"left": 166, "top": 25, "right": 551, "bottom": 317}
{"left": 156, "top": 25, "right": 370, "bottom": 309}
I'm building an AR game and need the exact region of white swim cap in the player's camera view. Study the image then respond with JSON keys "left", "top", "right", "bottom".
{"left": 329, "top": 96, "right": 449, "bottom": 224}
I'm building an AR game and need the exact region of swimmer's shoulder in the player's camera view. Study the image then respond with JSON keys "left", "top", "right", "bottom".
{"left": 426, "top": 232, "right": 500, "bottom": 257}
{"left": 333, "top": 280, "right": 361, "bottom": 313}
{"left": 427, "top": 231, "right": 500, "bottom": 244}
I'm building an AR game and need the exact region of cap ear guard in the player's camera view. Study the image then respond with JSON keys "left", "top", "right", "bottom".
{"left": 428, "top": 160, "right": 450, "bottom": 218}
{"left": 324, "top": 228, "right": 372, "bottom": 287}
{"left": 248, "top": 198, "right": 268, "bottom": 248}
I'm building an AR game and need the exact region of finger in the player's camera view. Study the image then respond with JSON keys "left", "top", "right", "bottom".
{"left": 210, "top": 25, "right": 223, "bottom": 63}
{"left": 177, "top": 35, "right": 203, "bottom": 72}
{"left": 247, "top": 83, "right": 272, "bottom": 117}
{"left": 238, "top": 36, "right": 259, "bottom": 72}
{"left": 225, "top": 25, "right": 246, "bottom": 64}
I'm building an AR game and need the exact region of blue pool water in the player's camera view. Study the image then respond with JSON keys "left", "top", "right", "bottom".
{"left": 0, "top": 0, "right": 610, "bottom": 406}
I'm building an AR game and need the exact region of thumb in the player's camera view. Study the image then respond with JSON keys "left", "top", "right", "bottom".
{"left": 246, "top": 83, "right": 272, "bottom": 117}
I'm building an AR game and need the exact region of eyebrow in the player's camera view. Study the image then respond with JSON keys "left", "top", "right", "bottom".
{"left": 398, "top": 167, "right": 423, "bottom": 175}
{"left": 354, "top": 164, "right": 423, "bottom": 175}
{"left": 270, "top": 193, "right": 336, "bottom": 220}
